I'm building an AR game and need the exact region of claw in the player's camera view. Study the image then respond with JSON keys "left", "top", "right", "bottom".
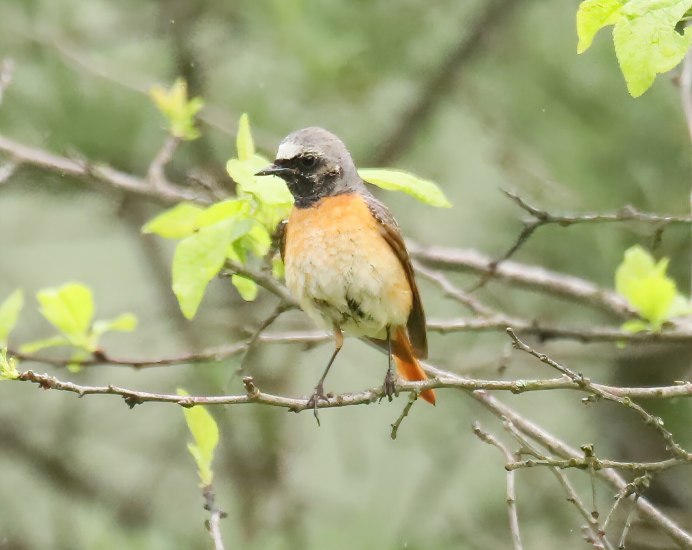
{"left": 304, "top": 383, "right": 330, "bottom": 426}
{"left": 382, "top": 368, "right": 399, "bottom": 402}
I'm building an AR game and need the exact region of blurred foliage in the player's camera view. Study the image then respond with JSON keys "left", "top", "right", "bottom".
{"left": 0, "top": 0, "right": 691, "bottom": 548}
{"left": 577, "top": 0, "right": 692, "bottom": 97}
{"left": 150, "top": 78, "right": 204, "bottom": 140}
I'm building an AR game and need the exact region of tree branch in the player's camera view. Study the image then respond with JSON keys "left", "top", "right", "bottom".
{"left": 472, "top": 422, "right": 524, "bottom": 550}
{"left": 409, "top": 243, "right": 635, "bottom": 318}
{"left": 507, "top": 328, "right": 692, "bottom": 462}
{"left": 0, "top": 134, "right": 205, "bottom": 205}
{"left": 472, "top": 391, "right": 692, "bottom": 547}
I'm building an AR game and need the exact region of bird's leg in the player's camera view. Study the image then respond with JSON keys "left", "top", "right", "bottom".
{"left": 305, "top": 325, "right": 343, "bottom": 425}
{"left": 382, "top": 326, "right": 398, "bottom": 402}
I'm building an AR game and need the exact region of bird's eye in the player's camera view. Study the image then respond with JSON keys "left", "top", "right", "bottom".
{"left": 299, "top": 155, "right": 317, "bottom": 169}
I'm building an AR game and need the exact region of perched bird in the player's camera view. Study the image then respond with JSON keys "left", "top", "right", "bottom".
{"left": 256, "top": 127, "right": 435, "bottom": 417}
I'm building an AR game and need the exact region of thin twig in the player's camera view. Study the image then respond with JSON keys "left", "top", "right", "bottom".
{"left": 601, "top": 475, "right": 651, "bottom": 535}
{"left": 429, "top": 317, "right": 692, "bottom": 343}
{"left": 414, "top": 262, "right": 498, "bottom": 317}
{"left": 506, "top": 329, "right": 692, "bottom": 462}
{"left": 502, "top": 420, "right": 613, "bottom": 549}
{"left": 203, "top": 486, "right": 226, "bottom": 550}
{"left": 147, "top": 135, "right": 180, "bottom": 188}
{"left": 390, "top": 391, "right": 419, "bottom": 440}
{"left": 472, "top": 422, "right": 523, "bottom": 550}
{"left": 236, "top": 302, "right": 293, "bottom": 375}
{"left": 468, "top": 190, "right": 692, "bottom": 292}
{"left": 9, "top": 331, "right": 327, "bottom": 369}
{"left": 409, "top": 243, "right": 635, "bottom": 318}
{"left": 472, "top": 391, "right": 692, "bottom": 547}
{"left": 0, "top": 134, "right": 205, "bottom": 205}
{"left": 618, "top": 495, "right": 640, "bottom": 550}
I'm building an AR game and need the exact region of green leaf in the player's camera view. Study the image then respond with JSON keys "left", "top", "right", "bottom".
{"left": 0, "top": 349, "right": 18, "bottom": 380}
{"left": 358, "top": 169, "right": 452, "bottom": 208}
{"left": 236, "top": 113, "right": 255, "bottom": 161}
{"left": 0, "top": 289, "right": 23, "bottom": 346}
{"left": 178, "top": 388, "right": 219, "bottom": 487}
{"left": 621, "top": 319, "right": 651, "bottom": 333}
{"left": 150, "top": 78, "right": 204, "bottom": 140}
{"left": 37, "top": 283, "right": 94, "bottom": 339}
{"left": 242, "top": 223, "right": 272, "bottom": 258}
{"left": 576, "top": 0, "right": 625, "bottom": 53}
{"left": 92, "top": 313, "right": 138, "bottom": 337}
{"left": 227, "top": 156, "right": 294, "bottom": 206}
{"left": 231, "top": 275, "right": 258, "bottom": 301}
{"left": 612, "top": 0, "right": 692, "bottom": 97}
{"left": 142, "top": 203, "right": 205, "bottom": 239}
{"left": 195, "top": 199, "right": 251, "bottom": 228}
{"left": 615, "top": 245, "right": 679, "bottom": 329}
{"left": 172, "top": 220, "right": 238, "bottom": 319}
{"left": 19, "top": 335, "right": 71, "bottom": 354}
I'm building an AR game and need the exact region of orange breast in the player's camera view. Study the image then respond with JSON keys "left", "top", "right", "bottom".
{"left": 284, "top": 193, "right": 412, "bottom": 337}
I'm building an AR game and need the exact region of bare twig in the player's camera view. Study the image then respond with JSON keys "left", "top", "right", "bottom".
{"left": 502, "top": 420, "right": 613, "bottom": 549}
{"left": 429, "top": 316, "right": 692, "bottom": 343}
{"left": 472, "top": 422, "right": 523, "bottom": 550}
{"left": 473, "top": 391, "right": 692, "bottom": 547}
{"left": 236, "top": 302, "right": 293, "bottom": 375}
{"left": 11, "top": 347, "right": 692, "bottom": 405}
{"left": 9, "top": 330, "right": 327, "bottom": 369}
{"left": 147, "top": 135, "right": 180, "bottom": 188}
{"left": 390, "top": 391, "right": 419, "bottom": 440}
{"left": 618, "top": 495, "right": 639, "bottom": 550}
{"left": 409, "top": 243, "right": 635, "bottom": 318}
{"left": 0, "top": 134, "right": 205, "bottom": 205}
{"left": 497, "top": 190, "right": 692, "bottom": 266}
{"left": 203, "top": 486, "right": 226, "bottom": 550}
{"left": 413, "top": 262, "right": 498, "bottom": 317}
{"left": 601, "top": 475, "right": 651, "bottom": 535}
{"left": 506, "top": 328, "right": 692, "bottom": 462}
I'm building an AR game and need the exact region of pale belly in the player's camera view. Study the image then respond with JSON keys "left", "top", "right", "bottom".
{"left": 284, "top": 195, "right": 412, "bottom": 338}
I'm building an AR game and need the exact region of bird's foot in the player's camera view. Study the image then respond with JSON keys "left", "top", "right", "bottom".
{"left": 304, "top": 383, "right": 330, "bottom": 426}
{"left": 382, "top": 368, "right": 399, "bottom": 402}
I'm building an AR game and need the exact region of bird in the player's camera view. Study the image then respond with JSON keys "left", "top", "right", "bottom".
{"left": 256, "top": 127, "right": 435, "bottom": 419}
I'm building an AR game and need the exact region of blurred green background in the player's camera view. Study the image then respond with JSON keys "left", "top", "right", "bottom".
{"left": 0, "top": 0, "right": 691, "bottom": 548}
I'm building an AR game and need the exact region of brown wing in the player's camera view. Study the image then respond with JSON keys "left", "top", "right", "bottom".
{"left": 365, "top": 194, "right": 428, "bottom": 359}
{"left": 275, "top": 219, "right": 288, "bottom": 262}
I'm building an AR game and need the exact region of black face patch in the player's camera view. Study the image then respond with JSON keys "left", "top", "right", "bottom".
{"left": 274, "top": 154, "right": 339, "bottom": 208}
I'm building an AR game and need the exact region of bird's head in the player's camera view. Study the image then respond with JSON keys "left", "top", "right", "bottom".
{"left": 256, "top": 127, "right": 361, "bottom": 207}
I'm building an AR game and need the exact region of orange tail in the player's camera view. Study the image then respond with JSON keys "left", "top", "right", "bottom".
{"left": 393, "top": 326, "right": 436, "bottom": 405}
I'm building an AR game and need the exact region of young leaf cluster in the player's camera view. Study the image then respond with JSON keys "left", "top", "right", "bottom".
{"left": 615, "top": 245, "right": 691, "bottom": 332}
{"left": 150, "top": 78, "right": 204, "bottom": 140}
{"left": 143, "top": 114, "right": 293, "bottom": 318}
{"left": 178, "top": 389, "right": 219, "bottom": 487}
{"left": 577, "top": 0, "right": 692, "bottom": 97}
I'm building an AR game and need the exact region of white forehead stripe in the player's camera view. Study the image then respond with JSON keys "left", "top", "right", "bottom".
{"left": 276, "top": 141, "right": 303, "bottom": 160}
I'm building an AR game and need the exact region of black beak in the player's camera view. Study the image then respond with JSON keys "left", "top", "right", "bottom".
{"left": 255, "top": 164, "right": 293, "bottom": 178}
